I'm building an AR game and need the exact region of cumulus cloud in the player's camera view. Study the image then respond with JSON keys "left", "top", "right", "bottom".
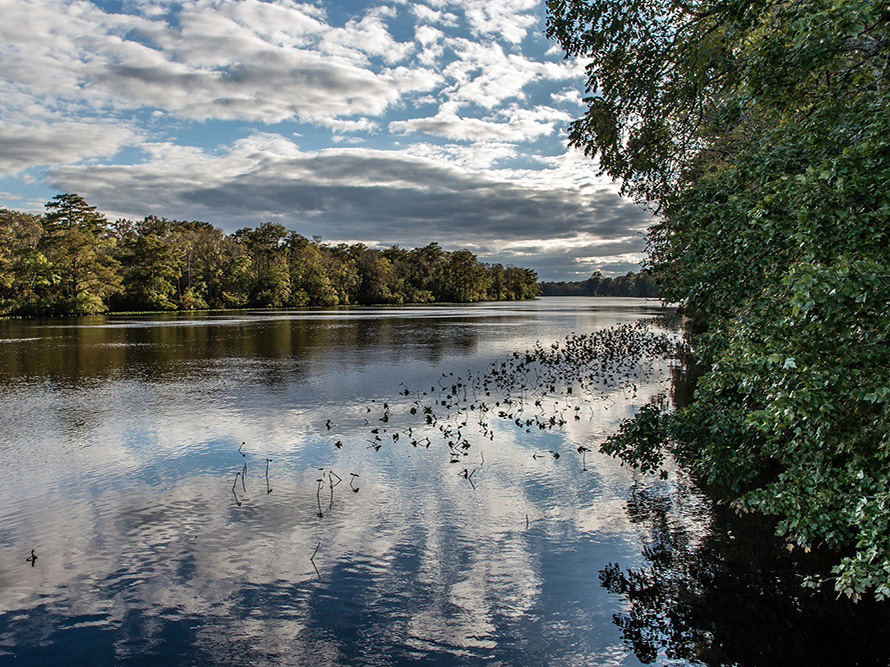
{"left": 410, "top": 4, "right": 460, "bottom": 27}
{"left": 414, "top": 24, "right": 446, "bottom": 66}
{"left": 0, "top": 0, "right": 431, "bottom": 124}
{"left": 46, "top": 134, "right": 652, "bottom": 277}
{"left": 551, "top": 87, "right": 585, "bottom": 107}
{"left": 424, "top": 0, "right": 540, "bottom": 44}
{"left": 314, "top": 117, "right": 379, "bottom": 133}
{"left": 462, "top": 0, "right": 540, "bottom": 44}
{"left": 319, "top": 11, "right": 416, "bottom": 65}
{"left": 440, "top": 39, "right": 582, "bottom": 110}
{"left": 403, "top": 141, "right": 519, "bottom": 170}
{"left": 473, "top": 236, "right": 648, "bottom": 280}
{"left": 390, "top": 103, "right": 569, "bottom": 142}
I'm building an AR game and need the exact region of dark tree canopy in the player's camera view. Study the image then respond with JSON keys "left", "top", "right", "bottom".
{"left": 539, "top": 270, "right": 659, "bottom": 297}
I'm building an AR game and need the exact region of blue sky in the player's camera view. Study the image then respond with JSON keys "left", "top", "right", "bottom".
{"left": 0, "top": 0, "right": 653, "bottom": 280}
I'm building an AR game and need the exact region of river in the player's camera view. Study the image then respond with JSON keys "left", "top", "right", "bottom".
{"left": 1, "top": 297, "right": 886, "bottom": 666}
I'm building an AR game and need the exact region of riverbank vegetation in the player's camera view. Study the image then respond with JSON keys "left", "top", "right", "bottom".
{"left": 547, "top": 0, "right": 890, "bottom": 598}
{"left": 0, "top": 195, "right": 538, "bottom": 316}
{"left": 539, "top": 270, "right": 659, "bottom": 297}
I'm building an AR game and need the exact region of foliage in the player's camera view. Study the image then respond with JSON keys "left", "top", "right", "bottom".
{"left": 0, "top": 208, "right": 51, "bottom": 314}
{"left": 0, "top": 196, "right": 539, "bottom": 316}
{"left": 115, "top": 216, "right": 180, "bottom": 311}
{"left": 539, "top": 269, "right": 659, "bottom": 297}
{"left": 600, "top": 404, "right": 669, "bottom": 475}
{"left": 41, "top": 194, "right": 121, "bottom": 314}
{"left": 548, "top": 0, "right": 890, "bottom": 596}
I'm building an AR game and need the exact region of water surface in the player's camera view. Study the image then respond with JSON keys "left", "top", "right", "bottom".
{"left": 0, "top": 298, "right": 681, "bottom": 664}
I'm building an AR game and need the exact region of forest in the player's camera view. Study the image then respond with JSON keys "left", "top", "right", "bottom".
{"left": 539, "top": 270, "right": 659, "bottom": 297}
{"left": 0, "top": 194, "right": 539, "bottom": 316}
{"left": 547, "top": 0, "right": 890, "bottom": 599}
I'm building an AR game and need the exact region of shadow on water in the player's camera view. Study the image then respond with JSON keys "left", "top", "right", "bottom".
{"left": 602, "top": 480, "right": 890, "bottom": 666}
{"left": 668, "top": 342, "right": 707, "bottom": 411}
{"left": 601, "top": 343, "right": 890, "bottom": 666}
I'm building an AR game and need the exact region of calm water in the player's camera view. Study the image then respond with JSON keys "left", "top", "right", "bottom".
{"left": 3, "top": 298, "right": 883, "bottom": 666}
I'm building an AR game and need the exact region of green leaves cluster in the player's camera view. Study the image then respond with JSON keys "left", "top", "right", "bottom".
{"left": 0, "top": 195, "right": 539, "bottom": 316}
{"left": 548, "top": 0, "right": 890, "bottom": 596}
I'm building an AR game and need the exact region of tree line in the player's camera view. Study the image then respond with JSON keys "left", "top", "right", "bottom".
{"left": 539, "top": 270, "right": 659, "bottom": 297}
{"left": 547, "top": 0, "right": 890, "bottom": 600}
{"left": 0, "top": 194, "right": 539, "bottom": 316}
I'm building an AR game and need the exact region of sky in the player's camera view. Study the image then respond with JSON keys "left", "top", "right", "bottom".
{"left": 0, "top": 0, "right": 654, "bottom": 280}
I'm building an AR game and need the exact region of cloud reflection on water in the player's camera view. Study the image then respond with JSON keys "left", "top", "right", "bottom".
{"left": 0, "top": 298, "right": 673, "bottom": 664}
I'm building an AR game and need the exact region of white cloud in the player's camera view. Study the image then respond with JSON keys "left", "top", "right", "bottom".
{"left": 414, "top": 24, "right": 445, "bottom": 66}
{"left": 551, "top": 87, "right": 584, "bottom": 106}
{"left": 410, "top": 4, "right": 459, "bottom": 27}
{"left": 0, "top": 0, "right": 432, "bottom": 124}
{"left": 315, "top": 117, "right": 379, "bottom": 133}
{"left": 462, "top": 0, "right": 540, "bottom": 44}
{"left": 390, "top": 103, "right": 569, "bottom": 143}
{"left": 319, "top": 11, "right": 415, "bottom": 65}
{"left": 403, "top": 141, "right": 518, "bottom": 170}
{"left": 440, "top": 39, "right": 582, "bottom": 110}
{"left": 0, "top": 1, "right": 580, "bottom": 134}
{"left": 423, "top": 0, "right": 540, "bottom": 44}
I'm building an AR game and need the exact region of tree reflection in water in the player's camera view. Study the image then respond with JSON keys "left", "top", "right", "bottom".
{"left": 601, "top": 479, "right": 890, "bottom": 666}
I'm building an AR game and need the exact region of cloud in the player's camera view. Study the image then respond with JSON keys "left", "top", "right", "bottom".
{"left": 390, "top": 103, "right": 569, "bottom": 143}
{"left": 461, "top": 0, "right": 540, "bottom": 44}
{"left": 0, "top": 0, "right": 433, "bottom": 124}
{"left": 410, "top": 4, "right": 460, "bottom": 28}
{"left": 440, "top": 39, "right": 582, "bottom": 110}
{"left": 46, "top": 134, "right": 652, "bottom": 277}
{"left": 403, "top": 141, "right": 519, "bottom": 170}
{"left": 318, "top": 10, "right": 415, "bottom": 65}
{"left": 551, "top": 87, "right": 584, "bottom": 107}
{"left": 423, "top": 0, "right": 540, "bottom": 44}
{"left": 314, "top": 117, "right": 379, "bottom": 133}
{"left": 475, "top": 236, "right": 648, "bottom": 280}
{"left": 414, "top": 24, "right": 446, "bottom": 66}
{"left": 0, "top": 122, "right": 137, "bottom": 176}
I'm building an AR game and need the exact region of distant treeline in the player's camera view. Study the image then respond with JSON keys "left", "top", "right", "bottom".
{"left": 0, "top": 194, "right": 539, "bottom": 316}
{"left": 539, "top": 270, "right": 659, "bottom": 298}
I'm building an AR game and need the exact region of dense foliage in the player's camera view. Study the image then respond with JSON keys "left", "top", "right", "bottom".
{"left": 547, "top": 0, "right": 890, "bottom": 597}
{"left": 0, "top": 195, "right": 538, "bottom": 316}
{"left": 539, "top": 269, "right": 659, "bottom": 297}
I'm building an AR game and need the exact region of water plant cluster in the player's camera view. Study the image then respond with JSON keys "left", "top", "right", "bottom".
{"left": 339, "top": 322, "right": 672, "bottom": 465}
{"left": 232, "top": 321, "right": 675, "bottom": 514}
